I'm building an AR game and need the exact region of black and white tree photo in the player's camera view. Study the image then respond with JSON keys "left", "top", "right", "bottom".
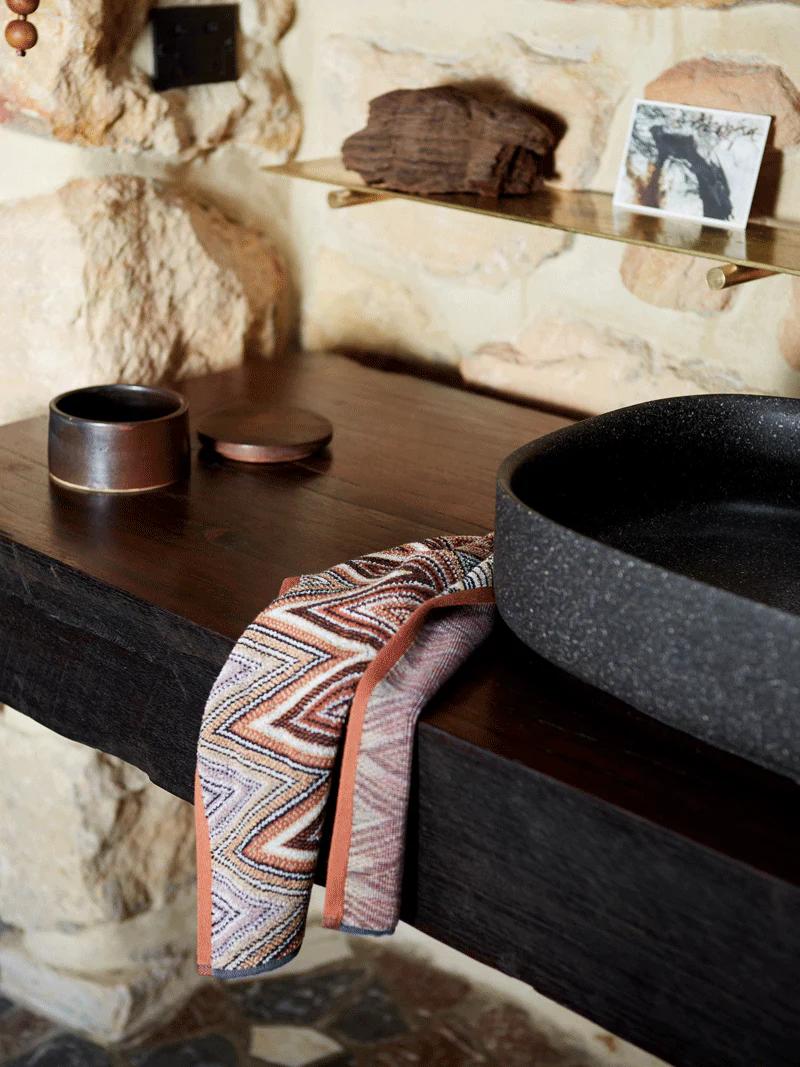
{"left": 614, "top": 100, "right": 770, "bottom": 228}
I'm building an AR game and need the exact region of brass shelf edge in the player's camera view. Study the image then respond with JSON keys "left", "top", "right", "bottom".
{"left": 327, "top": 188, "right": 396, "bottom": 209}
{"left": 267, "top": 158, "right": 800, "bottom": 280}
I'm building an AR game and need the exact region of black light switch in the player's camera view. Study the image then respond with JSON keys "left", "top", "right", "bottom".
{"left": 151, "top": 5, "right": 238, "bottom": 92}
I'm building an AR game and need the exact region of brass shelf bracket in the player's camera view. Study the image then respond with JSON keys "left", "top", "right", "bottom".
{"left": 706, "top": 263, "right": 778, "bottom": 291}
{"left": 327, "top": 188, "right": 394, "bottom": 209}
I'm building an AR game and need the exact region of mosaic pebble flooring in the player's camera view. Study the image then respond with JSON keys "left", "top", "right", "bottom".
{"left": 0, "top": 940, "right": 656, "bottom": 1067}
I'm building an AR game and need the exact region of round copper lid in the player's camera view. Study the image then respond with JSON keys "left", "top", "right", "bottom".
{"left": 197, "top": 404, "right": 333, "bottom": 464}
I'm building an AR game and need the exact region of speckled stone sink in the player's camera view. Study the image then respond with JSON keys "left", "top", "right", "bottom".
{"left": 496, "top": 394, "right": 800, "bottom": 782}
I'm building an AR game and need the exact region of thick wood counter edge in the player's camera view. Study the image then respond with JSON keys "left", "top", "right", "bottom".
{"left": 0, "top": 352, "right": 798, "bottom": 1067}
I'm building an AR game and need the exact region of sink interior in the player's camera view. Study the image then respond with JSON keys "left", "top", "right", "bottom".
{"left": 590, "top": 500, "right": 800, "bottom": 614}
{"left": 511, "top": 395, "right": 800, "bottom": 615}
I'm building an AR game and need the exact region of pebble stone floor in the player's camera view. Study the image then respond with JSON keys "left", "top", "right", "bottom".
{"left": 0, "top": 937, "right": 655, "bottom": 1067}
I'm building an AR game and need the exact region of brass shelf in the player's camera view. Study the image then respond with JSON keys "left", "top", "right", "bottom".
{"left": 268, "top": 157, "right": 800, "bottom": 282}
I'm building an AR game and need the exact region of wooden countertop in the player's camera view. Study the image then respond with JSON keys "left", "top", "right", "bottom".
{"left": 0, "top": 351, "right": 797, "bottom": 1066}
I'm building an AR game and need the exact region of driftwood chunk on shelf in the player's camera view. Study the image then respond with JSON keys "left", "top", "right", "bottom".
{"left": 342, "top": 86, "right": 555, "bottom": 197}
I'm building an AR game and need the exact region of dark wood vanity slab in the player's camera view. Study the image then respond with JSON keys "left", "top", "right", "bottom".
{"left": 0, "top": 352, "right": 798, "bottom": 1067}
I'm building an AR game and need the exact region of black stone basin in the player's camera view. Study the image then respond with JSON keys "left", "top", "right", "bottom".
{"left": 495, "top": 394, "right": 800, "bottom": 782}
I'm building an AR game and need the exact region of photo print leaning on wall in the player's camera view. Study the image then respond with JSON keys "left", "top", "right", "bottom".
{"left": 614, "top": 99, "right": 771, "bottom": 229}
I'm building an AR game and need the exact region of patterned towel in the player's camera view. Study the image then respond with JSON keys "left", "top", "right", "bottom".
{"left": 195, "top": 535, "right": 494, "bottom": 979}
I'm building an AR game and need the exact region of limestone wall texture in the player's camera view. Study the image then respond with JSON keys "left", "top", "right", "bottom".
{"left": 0, "top": 2, "right": 296, "bottom": 1040}
{"left": 0, "top": 174, "right": 286, "bottom": 425}
{"left": 0, "top": 2, "right": 798, "bottom": 415}
{"left": 0, "top": 708, "right": 200, "bottom": 1042}
{"left": 0, "top": 0, "right": 299, "bottom": 159}
{"left": 286, "top": 1, "right": 800, "bottom": 415}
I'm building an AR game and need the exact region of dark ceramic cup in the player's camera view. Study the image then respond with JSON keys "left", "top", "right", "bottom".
{"left": 48, "top": 384, "right": 190, "bottom": 493}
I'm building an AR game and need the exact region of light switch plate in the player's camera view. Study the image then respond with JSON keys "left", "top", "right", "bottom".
{"left": 151, "top": 4, "right": 238, "bottom": 92}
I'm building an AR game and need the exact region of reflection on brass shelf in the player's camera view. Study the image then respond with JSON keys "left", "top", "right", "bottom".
{"left": 267, "top": 158, "right": 800, "bottom": 280}
{"left": 327, "top": 187, "right": 395, "bottom": 209}
{"left": 706, "top": 263, "right": 778, "bottom": 290}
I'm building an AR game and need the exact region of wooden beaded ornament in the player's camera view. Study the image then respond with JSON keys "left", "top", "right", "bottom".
{"left": 5, "top": 0, "right": 38, "bottom": 56}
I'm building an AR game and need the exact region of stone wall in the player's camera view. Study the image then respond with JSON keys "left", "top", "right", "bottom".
{"left": 0, "top": 2, "right": 296, "bottom": 1040}
{"left": 0, "top": 0, "right": 299, "bottom": 159}
{"left": 1, "top": 3, "right": 799, "bottom": 415}
{"left": 1, "top": 0, "right": 796, "bottom": 416}
{"left": 284, "top": 0, "right": 800, "bottom": 415}
{"left": 0, "top": 174, "right": 286, "bottom": 425}
{"left": 0, "top": 708, "right": 200, "bottom": 1042}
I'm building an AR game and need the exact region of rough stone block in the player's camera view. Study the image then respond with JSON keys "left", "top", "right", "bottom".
{"left": 0, "top": 175, "right": 285, "bottom": 426}
{"left": 0, "top": 0, "right": 300, "bottom": 161}
{"left": 620, "top": 247, "right": 733, "bottom": 312}
{"left": 0, "top": 708, "right": 194, "bottom": 929}
{"left": 462, "top": 316, "right": 751, "bottom": 414}
{"left": 303, "top": 248, "right": 456, "bottom": 362}
{"left": 332, "top": 200, "right": 568, "bottom": 291}
{"left": 0, "top": 941, "right": 200, "bottom": 1044}
{"left": 249, "top": 1025, "right": 345, "bottom": 1066}
{"left": 21, "top": 895, "right": 196, "bottom": 975}
{"left": 780, "top": 278, "right": 800, "bottom": 369}
{"left": 646, "top": 58, "right": 800, "bottom": 150}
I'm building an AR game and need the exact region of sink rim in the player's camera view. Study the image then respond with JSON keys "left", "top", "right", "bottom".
{"left": 497, "top": 391, "right": 800, "bottom": 618}
{"left": 495, "top": 392, "right": 800, "bottom": 782}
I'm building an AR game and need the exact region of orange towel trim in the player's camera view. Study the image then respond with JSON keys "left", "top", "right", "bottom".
{"left": 322, "top": 585, "right": 495, "bottom": 930}
{"left": 194, "top": 770, "right": 213, "bottom": 975}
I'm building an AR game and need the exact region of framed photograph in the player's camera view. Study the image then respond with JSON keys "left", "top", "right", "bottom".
{"left": 613, "top": 99, "right": 771, "bottom": 230}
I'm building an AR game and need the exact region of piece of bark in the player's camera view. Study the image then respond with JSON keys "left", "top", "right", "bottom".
{"left": 342, "top": 86, "right": 555, "bottom": 197}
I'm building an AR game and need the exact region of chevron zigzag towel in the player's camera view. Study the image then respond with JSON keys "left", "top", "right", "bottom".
{"left": 195, "top": 534, "right": 495, "bottom": 978}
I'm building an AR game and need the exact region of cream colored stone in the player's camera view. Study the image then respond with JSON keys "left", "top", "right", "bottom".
{"left": 0, "top": 939, "right": 200, "bottom": 1044}
{"left": 21, "top": 892, "right": 196, "bottom": 974}
{"left": 0, "top": 707, "right": 200, "bottom": 1039}
{"left": 0, "top": 0, "right": 300, "bottom": 161}
{"left": 646, "top": 58, "right": 800, "bottom": 150}
{"left": 324, "top": 34, "right": 623, "bottom": 189}
{"left": 584, "top": 0, "right": 784, "bottom": 6}
{"left": 303, "top": 248, "right": 458, "bottom": 362}
{"left": 250, "top": 1025, "right": 344, "bottom": 1066}
{"left": 335, "top": 200, "right": 569, "bottom": 290}
{"left": 0, "top": 707, "right": 195, "bottom": 929}
{"left": 620, "top": 247, "right": 733, "bottom": 312}
{"left": 463, "top": 317, "right": 754, "bottom": 414}
{"left": 0, "top": 175, "right": 285, "bottom": 425}
{"left": 779, "top": 278, "right": 800, "bottom": 369}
